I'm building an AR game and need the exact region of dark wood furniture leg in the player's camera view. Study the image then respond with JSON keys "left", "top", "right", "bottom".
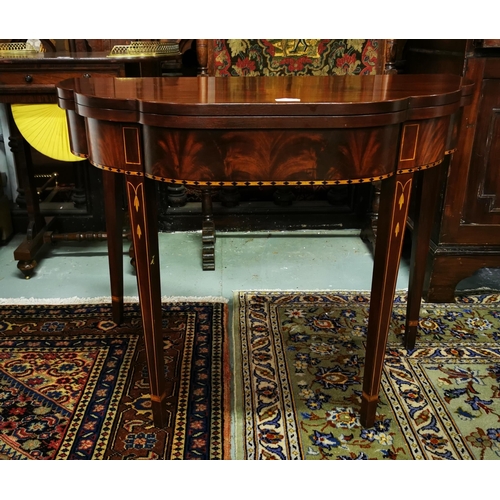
{"left": 102, "top": 170, "right": 124, "bottom": 324}
{"left": 6, "top": 105, "right": 54, "bottom": 278}
{"left": 361, "top": 172, "right": 413, "bottom": 427}
{"left": 425, "top": 253, "right": 500, "bottom": 303}
{"left": 125, "top": 174, "right": 167, "bottom": 428}
{"left": 404, "top": 166, "right": 443, "bottom": 349}
{"left": 201, "top": 187, "right": 215, "bottom": 271}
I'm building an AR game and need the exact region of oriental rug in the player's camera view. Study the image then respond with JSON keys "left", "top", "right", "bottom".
{"left": 232, "top": 291, "right": 500, "bottom": 460}
{"left": 0, "top": 301, "right": 229, "bottom": 460}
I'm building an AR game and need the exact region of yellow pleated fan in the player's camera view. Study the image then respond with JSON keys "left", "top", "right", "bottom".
{"left": 11, "top": 104, "right": 85, "bottom": 163}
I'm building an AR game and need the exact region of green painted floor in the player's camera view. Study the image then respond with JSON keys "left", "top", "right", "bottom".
{"left": 0, "top": 229, "right": 410, "bottom": 304}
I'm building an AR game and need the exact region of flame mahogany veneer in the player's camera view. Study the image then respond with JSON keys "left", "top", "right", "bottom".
{"left": 58, "top": 75, "right": 472, "bottom": 429}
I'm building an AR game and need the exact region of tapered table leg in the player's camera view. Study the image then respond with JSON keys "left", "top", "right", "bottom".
{"left": 404, "top": 166, "right": 444, "bottom": 350}
{"left": 102, "top": 170, "right": 124, "bottom": 324}
{"left": 361, "top": 172, "right": 413, "bottom": 428}
{"left": 125, "top": 175, "right": 168, "bottom": 428}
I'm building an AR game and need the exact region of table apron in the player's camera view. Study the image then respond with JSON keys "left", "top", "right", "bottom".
{"left": 78, "top": 115, "right": 453, "bottom": 183}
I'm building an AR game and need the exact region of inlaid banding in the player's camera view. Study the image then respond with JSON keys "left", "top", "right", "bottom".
{"left": 123, "top": 127, "right": 141, "bottom": 165}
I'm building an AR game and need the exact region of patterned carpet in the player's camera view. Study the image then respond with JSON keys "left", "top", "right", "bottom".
{"left": 3, "top": 293, "right": 500, "bottom": 460}
{"left": 0, "top": 301, "right": 229, "bottom": 460}
{"left": 232, "top": 291, "right": 500, "bottom": 460}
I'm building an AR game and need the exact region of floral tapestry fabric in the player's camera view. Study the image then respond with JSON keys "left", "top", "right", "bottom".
{"left": 211, "top": 39, "right": 380, "bottom": 77}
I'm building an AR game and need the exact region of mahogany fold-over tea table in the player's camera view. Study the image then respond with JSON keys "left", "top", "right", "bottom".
{"left": 57, "top": 75, "right": 472, "bottom": 429}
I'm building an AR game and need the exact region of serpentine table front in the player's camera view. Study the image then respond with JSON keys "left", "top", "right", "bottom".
{"left": 57, "top": 75, "right": 472, "bottom": 429}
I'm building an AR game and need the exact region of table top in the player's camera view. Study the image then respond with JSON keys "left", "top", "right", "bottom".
{"left": 57, "top": 75, "right": 472, "bottom": 120}
{"left": 57, "top": 74, "right": 473, "bottom": 185}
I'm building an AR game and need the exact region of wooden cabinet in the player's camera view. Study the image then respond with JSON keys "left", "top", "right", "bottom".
{"left": 0, "top": 50, "right": 171, "bottom": 276}
{"left": 403, "top": 39, "right": 500, "bottom": 301}
{"left": 0, "top": 66, "right": 121, "bottom": 86}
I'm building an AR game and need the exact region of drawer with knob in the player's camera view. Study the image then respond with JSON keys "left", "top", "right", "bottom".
{"left": 0, "top": 69, "right": 120, "bottom": 86}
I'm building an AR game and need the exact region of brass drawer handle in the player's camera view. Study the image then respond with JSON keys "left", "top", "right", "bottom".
{"left": 24, "top": 74, "right": 33, "bottom": 83}
{"left": 83, "top": 73, "right": 91, "bottom": 78}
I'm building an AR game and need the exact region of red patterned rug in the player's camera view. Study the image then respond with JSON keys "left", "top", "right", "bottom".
{"left": 0, "top": 301, "right": 230, "bottom": 460}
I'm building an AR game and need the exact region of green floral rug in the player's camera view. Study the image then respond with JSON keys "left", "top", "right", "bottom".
{"left": 232, "top": 291, "right": 500, "bottom": 459}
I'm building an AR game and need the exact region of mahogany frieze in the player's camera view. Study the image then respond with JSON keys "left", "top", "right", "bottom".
{"left": 397, "top": 116, "right": 451, "bottom": 170}
{"left": 85, "top": 118, "right": 144, "bottom": 175}
{"left": 143, "top": 126, "right": 401, "bottom": 186}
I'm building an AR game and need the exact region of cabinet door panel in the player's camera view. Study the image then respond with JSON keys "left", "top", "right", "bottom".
{"left": 462, "top": 78, "right": 500, "bottom": 225}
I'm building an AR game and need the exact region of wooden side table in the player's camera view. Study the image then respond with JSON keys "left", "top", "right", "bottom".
{"left": 58, "top": 74, "right": 472, "bottom": 428}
